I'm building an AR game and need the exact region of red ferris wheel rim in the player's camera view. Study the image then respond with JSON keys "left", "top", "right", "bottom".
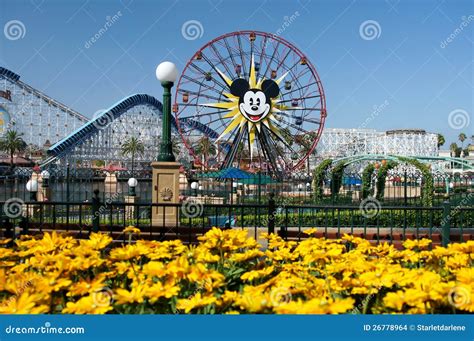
{"left": 174, "top": 30, "right": 327, "bottom": 173}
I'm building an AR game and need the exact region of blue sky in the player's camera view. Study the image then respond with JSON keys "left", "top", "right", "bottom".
{"left": 0, "top": 0, "right": 472, "bottom": 146}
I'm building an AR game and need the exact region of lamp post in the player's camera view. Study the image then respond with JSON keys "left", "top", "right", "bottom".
{"left": 156, "top": 61, "right": 179, "bottom": 162}
{"left": 128, "top": 177, "right": 138, "bottom": 197}
{"left": 41, "top": 170, "right": 50, "bottom": 188}
{"left": 191, "top": 181, "right": 198, "bottom": 197}
{"left": 26, "top": 180, "right": 38, "bottom": 201}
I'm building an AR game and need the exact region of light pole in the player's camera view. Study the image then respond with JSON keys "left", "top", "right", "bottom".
{"left": 41, "top": 170, "right": 50, "bottom": 188}
{"left": 191, "top": 181, "right": 199, "bottom": 197}
{"left": 26, "top": 180, "right": 38, "bottom": 202}
{"left": 128, "top": 177, "right": 138, "bottom": 197}
{"left": 156, "top": 61, "right": 179, "bottom": 162}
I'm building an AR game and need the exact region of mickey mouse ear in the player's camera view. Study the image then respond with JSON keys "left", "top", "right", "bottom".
{"left": 230, "top": 78, "right": 250, "bottom": 97}
{"left": 262, "top": 80, "right": 279, "bottom": 98}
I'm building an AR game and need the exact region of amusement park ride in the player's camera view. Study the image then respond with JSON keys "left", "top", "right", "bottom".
{"left": 174, "top": 31, "right": 326, "bottom": 178}
{"left": 0, "top": 31, "right": 470, "bottom": 178}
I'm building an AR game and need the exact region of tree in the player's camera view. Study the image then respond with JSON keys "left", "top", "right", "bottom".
{"left": 437, "top": 134, "right": 445, "bottom": 149}
{"left": 194, "top": 136, "right": 216, "bottom": 170}
{"left": 458, "top": 133, "right": 467, "bottom": 150}
{"left": 0, "top": 130, "right": 26, "bottom": 172}
{"left": 120, "top": 136, "right": 145, "bottom": 173}
{"left": 449, "top": 142, "right": 458, "bottom": 157}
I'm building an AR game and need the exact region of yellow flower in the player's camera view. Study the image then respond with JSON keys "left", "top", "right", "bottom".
{"left": 80, "top": 233, "right": 112, "bottom": 250}
{"left": 142, "top": 261, "right": 167, "bottom": 278}
{"left": 241, "top": 266, "right": 275, "bottom": 282}
{"left": 35, "top": 275, "right": 72, "bottom": 294}
{"left": 303, "top": 228, "right": 318, "bottom": 236}
{"left": 145, "top": 282, "right": 180, "bottom": 303}
{"left": 176, "top": 293, "right": 217, "bottom": 313}
{"left": 67, "top": 278, "right": 107, "bottom": 297}
{"left": 383, "top": 289, "right": 428, "bottom": 312}
{"left": 229, "top": 249, "right": 264, "bottom": 263}
{"left": 114, "top": 285, "right": 146, "bottom": 305}
{"left": 274, "top": 297, "right": 354, "bottom": 314}
{"left": 62, "top": 295, "right": 113, "bottom": 314}
{"left": 403, "top": 238, "right": 432, "bottom": 250}
{"left": 0, "top": 293, "right": 49, "bottom": 314}
{"left": 455, "top": 268, "right": 474, "bottom": 285}
{"left": 109, "top": 244, "right": 144, "bottom": 261}
{"left": 123, "top": 226, "right": 141, "bottom": 235}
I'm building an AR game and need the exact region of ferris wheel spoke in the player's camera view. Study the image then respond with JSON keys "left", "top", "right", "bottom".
{"left": 261, "top": 41, "right": 281, "bottom": 79}
{"left": 259, "top": 129, "right": 287, "bottom": 175}
{"left": 189, "top": 60, "right": 229, "bottom": 91}
{"left": 236, "top": 34, "right": 247, "bottom": 79}
{"left": 210, "top": 44, "right": 234, "bottom": 79}
{"left": 222, "top": 129, "right": 244, "bottom": 169}
{"left": 177, "top": 89, "right": 223, "bottom": 102}
{"left": 275, "top": 47, "right": 293, "bottom": 73}
{"left": 272, "top": 116, "right": 311, "bottom": 135}
{"left": 277, "top": 94, "right": 322, "bottom": 103}
{"left": 256, "top": 35, "right": 268, "bottom": 80}
{"left": 181, "top": 75, "right": 227, "bottom": 95}
{"left": 222, "top": 38, "right": 240, "bottom": 78}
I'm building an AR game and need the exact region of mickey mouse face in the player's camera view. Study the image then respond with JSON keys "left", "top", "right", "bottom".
{"left": 240, "top": 90, "right": 270, "bottom": 122}
{"left": 230, "top": 78, "right": 280, "bottom": 123}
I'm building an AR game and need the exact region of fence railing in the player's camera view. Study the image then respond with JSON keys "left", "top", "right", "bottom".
{"left": 1, "top": 197, "right": 472, "bottom": 246}
{"left": 1, "top": 171, "right": 472, "bottom": 207}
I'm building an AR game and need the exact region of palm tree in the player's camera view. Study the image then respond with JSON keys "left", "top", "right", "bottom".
{"left": 120, "top": 136, "right": 145, "bottom": 173}
{"left": 458, "top": 133, "right": 467, "bottom": 150}
{"left": 449, "top": 142, "right": 458, "bottom": 157}
{"left": 0, "top": 130, "right": 26, "bottom": 172}
{"left": 194, "top": 136, "right": 216, "bottom": 170}
{"left": 437, "top": 134, "right": 445, "bottom": 149}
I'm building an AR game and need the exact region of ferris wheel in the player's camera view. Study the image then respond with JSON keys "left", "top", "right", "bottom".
{"left": 174, "top": 30, "right": 326, "bottom": 176}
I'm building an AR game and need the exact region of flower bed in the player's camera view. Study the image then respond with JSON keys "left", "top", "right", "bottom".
{"left": 0, "top": 227, "right": 472, "bottom": 314}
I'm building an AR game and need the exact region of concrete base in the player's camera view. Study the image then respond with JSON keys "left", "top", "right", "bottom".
{"left": 151, "top": 161, "right": 181, "bottom": 227}
{"left": 124, "top": 196, "right": 140, "bottom": 221}
{"left": 104, "top": 172, "right": 118, "bottom": 199}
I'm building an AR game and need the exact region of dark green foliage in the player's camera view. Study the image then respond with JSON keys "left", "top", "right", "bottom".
{"left": 312, "top": 159, "right": 332, "bottom": 202}
{"left": 361, "top": 164, "right": 375, "bottom": 199}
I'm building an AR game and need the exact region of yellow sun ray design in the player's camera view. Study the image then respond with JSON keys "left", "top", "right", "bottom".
{"left": 200, "top": 56, "right": 292, "bottom": 158}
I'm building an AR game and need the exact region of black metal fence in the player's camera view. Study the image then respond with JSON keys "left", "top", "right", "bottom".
{"left": 1, "top": 195, "right": 472, "bottom": 245}
{"left": 1, "top": 168, "right": 473, "bottom": 207}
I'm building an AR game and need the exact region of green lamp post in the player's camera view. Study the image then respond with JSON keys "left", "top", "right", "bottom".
{"left": 155, "top": 61, "right": 179, "bottom": 162}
